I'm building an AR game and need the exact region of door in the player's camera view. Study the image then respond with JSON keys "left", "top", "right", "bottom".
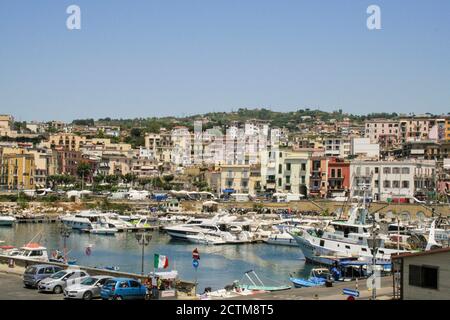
{"left": 129, "top": 280, "right": 142, "bottom": 299}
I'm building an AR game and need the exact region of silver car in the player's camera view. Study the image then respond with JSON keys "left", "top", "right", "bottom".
{"left": 64, "top": 276, "right": 112, "bottom": 300}
{"left": 38, "top": 269, "right": 90, "bottom": 294}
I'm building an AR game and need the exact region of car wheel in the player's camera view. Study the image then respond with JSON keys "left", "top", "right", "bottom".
{"left": 113, "top": 295, "right": 123, "bottom": 300}
{"left": 53, "top": 285, "right": 63, "bottom": 294}
{"left": 83, "top": 291, "right": 93, "bottom": 300}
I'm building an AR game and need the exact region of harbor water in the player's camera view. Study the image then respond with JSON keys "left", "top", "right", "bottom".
{"left": 0, "top": 223, "right": 311, "bottom": 291}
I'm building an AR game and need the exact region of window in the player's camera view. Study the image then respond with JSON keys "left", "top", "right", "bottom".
{"left": 393, "top": 180, "right": 400, "bottom": 188}
{"left": 409, "top": 265, "right": 438, "bottom": 290}
{"left": 301, "top": 163, "right": 306, "bottom": 171}
{"left": 374, "top": 180, "right": 379, "bottom": 188}
{"left": 383, "top": 167, "right": 391, "bottom": 174}
{"left": 278, "top": 178, "right": 282, "bottom": 187}
{"left": 130, "top": 281, "right": 141, "bottom": 288}
{"left": 286, "top": 163, "right": 291, "bottom": 171}
{"left": 402, "top": 181, "right": 409, "bottom": 188}
{"left": 337, "top": 169, "right": 342, "bottom": 178}
{"left": 393, "top": 167, "right": 400, "bottom": 174}
{"left": 278, "top": 164, "right": 282, "bottom": 174}
{"left": 331, "top": 169, "right": 336, "bottom": 177}
{"left": 383, "top": 180, "right": 391, "bottom": 188}
{"left": 402, "top": 167, "right": 410, "bottom": 174}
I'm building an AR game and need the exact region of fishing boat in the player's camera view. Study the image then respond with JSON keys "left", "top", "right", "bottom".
{"left": 289, "top": 268, "right": 331, "bottom": 288}
{"left": 8, "top": 243, "right": 49, "bottom": 262}
{"left": 0, "top": 215, "right": 16, "bottom": 227}
{"left": 289, "top": 204, "right": 412, "bottom": 266}
{"left": 237, "top": 270, "right": 291, "bottom": 292}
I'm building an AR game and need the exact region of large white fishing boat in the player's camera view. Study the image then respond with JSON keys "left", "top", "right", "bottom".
{"left": 289, "top": 204, "right": 412, "bottom": 266}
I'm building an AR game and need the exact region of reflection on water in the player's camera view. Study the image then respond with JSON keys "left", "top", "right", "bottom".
{"left": 0, "top": 223, "right": 311, "bottom": 290}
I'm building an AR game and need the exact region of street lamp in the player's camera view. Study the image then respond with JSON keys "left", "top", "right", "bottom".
{"left": 135, "top": 233, "right": 152, "bottom": 275}
{"left": 59, "top": 225, "right": 72, "bottom": 263}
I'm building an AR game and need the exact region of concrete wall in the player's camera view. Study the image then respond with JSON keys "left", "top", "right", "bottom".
{"left": 402, "top": 251, "right": 450, "bottom": 300}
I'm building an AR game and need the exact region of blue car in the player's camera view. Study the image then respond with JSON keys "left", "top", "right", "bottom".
{"left": 23, "top": 264, "right": 64, "bottom": 288}
{"left": 100, "top": 278, "right": 148, "bottom": 300}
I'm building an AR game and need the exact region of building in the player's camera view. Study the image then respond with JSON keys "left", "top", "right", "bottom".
{"left": 350, "top": 138, "right": 380, "bottom": 159}
{"left": 364, "top": 119, "right": 400, "bottom": 145}
{"left": 323, "top": 137, "right": 350, "bottom": 158}
{"left": 445, "top": 118, "right": 450, "bottom": 142}
{"left": 327, "top": 158, "right": 350, "bottom": 197}
{"left": 47, "top": 134, "right": 86, "bottom": 151}
{"left": 399, "top": 117, "right": 438, "bottom": 143}
{"left": 260, "top": 148, "right": 311, "bottom": 195}
{"left": 0, "top": 148, "right": 35, "bottom": 190}
{"left": 350, "top": 159, "right": 436, "bottom": 201}
{"left": 392, "top": 248, "right": 450, "bottom": 300}
{"left": 309, "top": 157, "right": 328, "bottom": 197}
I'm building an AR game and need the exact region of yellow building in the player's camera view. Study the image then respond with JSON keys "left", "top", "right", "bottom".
{"left": 446, "top": 118, "right": 450, "bottom": 142}
{"left": 46, "top": 133, "right": 86, "bottom": 151}
{"left": 0, "top": 148, "right": 35, "bottom": 190}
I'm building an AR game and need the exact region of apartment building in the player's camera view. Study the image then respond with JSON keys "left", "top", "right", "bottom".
{"left": 327, "top": 158, "right": 350, "bottom": 197}
{"left": 47, "top": 133, "right": 87, "bottom": 151}
{"left": 323, "top": 137, "right": 350, "bottom": 158}
{"left": 0, "top": 148, "right": 35, "bottom": 190}
{"left": 261, "top": 148, "right": 311, "bottom": 195}
{"left": 350, "top": 160, "right": 436, "bottom": 201}
{"left": 364, "top": 119, "right": 400, "bottom": 144}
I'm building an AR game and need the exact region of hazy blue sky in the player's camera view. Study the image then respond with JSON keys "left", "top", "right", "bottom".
{"left": 1, "top": 0, "right": 449, "bottom": 121}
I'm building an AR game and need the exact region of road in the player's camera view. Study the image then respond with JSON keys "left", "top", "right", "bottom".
{"left": 0, "top": 273, "right": 61, "bottom": 300}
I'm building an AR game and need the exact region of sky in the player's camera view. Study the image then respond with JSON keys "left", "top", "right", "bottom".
{"left": 0, "top": 0, "right": 449, "bottom": 121}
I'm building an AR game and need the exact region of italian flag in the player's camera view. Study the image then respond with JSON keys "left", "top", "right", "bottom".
{"left": 154, "top": 254, "right": 169, "bottom": 269}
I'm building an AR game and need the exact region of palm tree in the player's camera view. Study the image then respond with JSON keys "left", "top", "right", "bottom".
{"left": 76, "top": 163, "right": 92, "bottom": 190}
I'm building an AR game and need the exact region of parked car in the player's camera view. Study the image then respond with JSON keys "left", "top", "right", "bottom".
{"left": 23, "top": 264, "right": 64, "bottom": 288}
{"left": 64, "top": 275, "right": 112, "bottom": 300}
{"left": 100, "top": 278, "right": 148, "bottom": 300}
{"left": 38, "top": 269, "right": 90, "bottom": 294}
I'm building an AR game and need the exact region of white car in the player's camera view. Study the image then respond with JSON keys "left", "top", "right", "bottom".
{"left": 64, "top": 276, "right": 112, "bottom": 300}
{"left": 38, "top": 269, "right": 90, "bottom": 294}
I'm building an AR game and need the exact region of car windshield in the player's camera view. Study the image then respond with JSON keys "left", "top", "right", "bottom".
{"left": 81, "top": 277, "right": 97, "bottom": 285}
{"left": 50, "top": 270, "right": 67, "bottom": 279}
{"left": 25, "top": 266, "right": 37, "bottom": 274}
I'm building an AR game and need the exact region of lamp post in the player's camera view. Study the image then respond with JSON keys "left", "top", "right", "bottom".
{"left": 59, "top": 225, "right": 72, "bottom": 263}
{"left": 136, "top": 233, "right": 152, "bottom": 275}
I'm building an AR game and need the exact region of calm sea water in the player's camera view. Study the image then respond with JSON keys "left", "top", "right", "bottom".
{"left": 0, "top": 223, "right": 311, "bottom": 290}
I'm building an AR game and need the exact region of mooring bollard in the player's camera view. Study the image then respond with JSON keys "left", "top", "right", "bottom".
{"left": 8, "top": 258, "right": 15, "bottom": 268}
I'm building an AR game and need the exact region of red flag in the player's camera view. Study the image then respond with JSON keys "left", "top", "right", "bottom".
{"left": 192, "top": 248, "right": 200, "bottom": 260}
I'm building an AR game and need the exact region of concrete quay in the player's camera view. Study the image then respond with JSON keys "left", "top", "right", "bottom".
{"left": 226, "top": 276, "right": 393, "bottom": 300}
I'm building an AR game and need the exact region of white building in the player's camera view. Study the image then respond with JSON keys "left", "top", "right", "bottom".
{"left": 350, "top": 159, "right": 436, "bottom": 201}
{"left": 350, "top": 138, "right": 380, "bottom": 159}
{"left": 324, "top": 137, "right": 350, "bottom": 158}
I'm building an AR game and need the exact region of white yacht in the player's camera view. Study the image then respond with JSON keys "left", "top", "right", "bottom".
{"left": 88, "top": 223, "right": 118, "bottom": 235}
{"left": 102, "top": 213, "right": 133, "bottom": 231}
{"left": 0, "top": 215, "right": 16, "bottom": 227}
{"left": 164, "top": 215, "right": 252, "bottom": 245}
{"left": 60, "top": 211, "right": 105, "bottom": 230}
